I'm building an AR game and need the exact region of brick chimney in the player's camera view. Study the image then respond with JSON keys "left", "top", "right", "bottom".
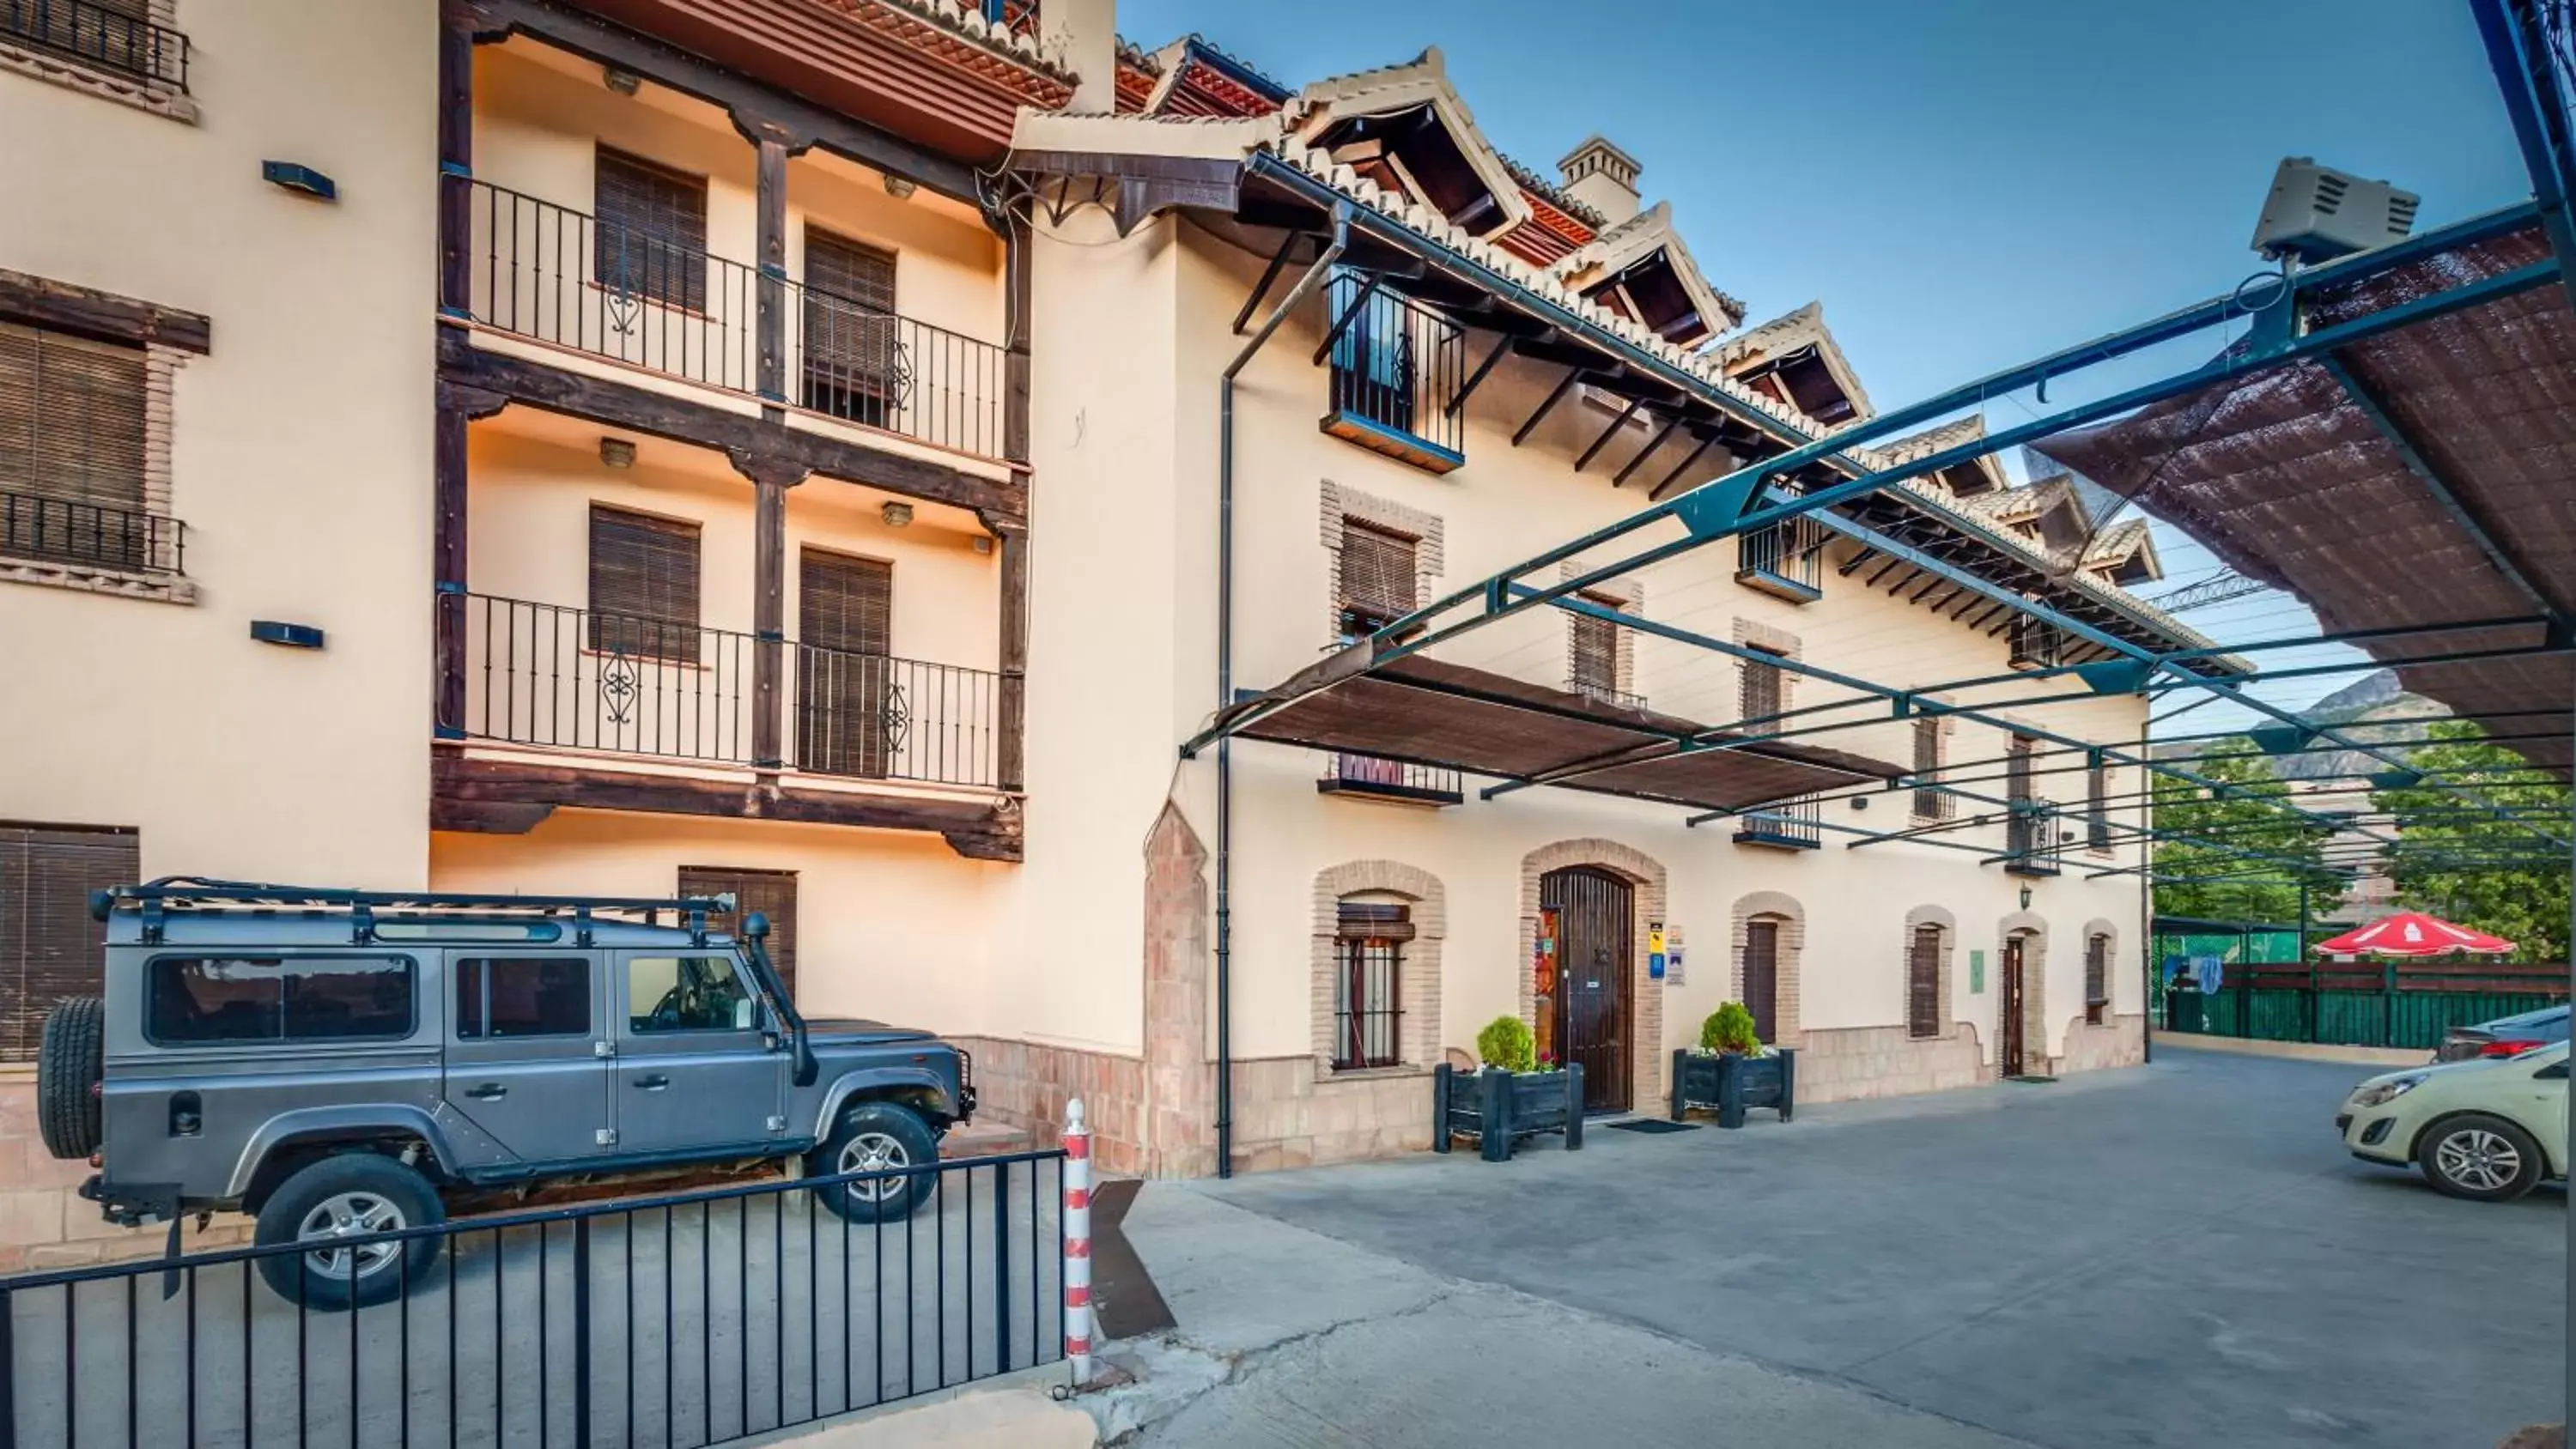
{"left": 1042, "top": 0, "right": 1118, "bottom": 114}
{"left": 1557, "top": 135, "right": 1642, "bottom": 226}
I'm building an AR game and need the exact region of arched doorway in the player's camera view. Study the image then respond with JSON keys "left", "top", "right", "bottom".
{"left": 1542, "top": 865, "right": 1633, "bottom": 1112}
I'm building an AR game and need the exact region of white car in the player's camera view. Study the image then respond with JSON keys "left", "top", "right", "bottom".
{"left": 2337, "top": 1041, "right": 2568, "bottom": 1202}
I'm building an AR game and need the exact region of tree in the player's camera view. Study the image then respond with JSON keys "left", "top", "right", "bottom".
{"left": 2150, "top": 745, "right": 2344, "bottom": 925}
{"left": 2371, "top": 720, "right": 2570, "bottom": 961}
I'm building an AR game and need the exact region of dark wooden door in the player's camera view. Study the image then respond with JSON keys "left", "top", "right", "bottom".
{"left": 1541, "top": 866, "right": 1631, "bottom": 1113}
{"left": 797, "top": 549, "right": 893, "bottom": 778}
{"left": 677, "top": 866, "right": 799, "bottom": 1000}
{"left": 2001, "top": 934, "right": 2027, "bottom": 1076}
{"left": 1742, "top": 919, "right": 1780, "bottom": 1045}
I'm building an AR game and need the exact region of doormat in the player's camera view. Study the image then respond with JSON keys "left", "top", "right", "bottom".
{"left": 2004, "top": 1074, "right": 2058, "bottom": 1084}
{"left": 1603, "top": 1119, "right": 1699, "bottom": 1134}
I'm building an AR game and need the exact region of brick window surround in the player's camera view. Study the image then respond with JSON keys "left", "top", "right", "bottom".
{"left": 1319, "top": 482, "right": 1443, "bottom": 637}
{"left": 1309, "top": 860, "right": 1444, "bottom": 1076}
{"left": 1728, "top": 891, "right": 1805, "bottom": 1047}
{"left": 1559, "top": 561, "right": 1641, "bottom": 699}
{"left": 1902, "top": 903, "right": 1958, "bottom": 1040}
{"left": 1516, "top": 838, "right": 1668, "bottom": 1110}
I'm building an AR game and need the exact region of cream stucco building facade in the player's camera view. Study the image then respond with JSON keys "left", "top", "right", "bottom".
{"left": 1, "top": 0, "right": 2179, "bottom": 1264}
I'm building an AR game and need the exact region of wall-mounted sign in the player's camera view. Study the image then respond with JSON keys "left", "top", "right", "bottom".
{"left": 1970, "top": 949, "right": 1986, "bottom": 994}
{"left": 1666, "top": 943, "right": 1686, "bottom": 986}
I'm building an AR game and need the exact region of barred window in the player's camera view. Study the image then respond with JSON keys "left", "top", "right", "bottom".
{"left": 1333, "top": 900, "right": 1409, "bottom": 1070}
{"left": 1906, "top": 924, "right": 1942, "bottom": 1040}
{"left": 2085, "top": 934, "right": 2111, "bottom": 1025}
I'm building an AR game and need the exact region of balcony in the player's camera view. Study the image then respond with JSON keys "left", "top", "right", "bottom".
{"left": 1566, "top": 677, "right": 1649, "bottom": 713}
{"left": 444, "top": 592, "right": 999, "bottom": 789}
{"left": 1316, "top": 753, "right": 1463, "bottom": 806}
{"left": 1734, "top": 796, "right": 1822, "bottom": 850}
{"left": 459, "top": 181, "right": 1014, "bottom": 463}
{"left": 2002, "top": 799, "right": 2065, "bottom": 877}
{"left": 2, "top": 0, "right": 190, "bottom": 92}
{"left": 1, "top": 489, "right": 185, "bottom": 576}
{"left": 1736, "top": 514, "right": 1825, "bottom": 603}
{"left": 1321, "top": 275, "right": 1466, "bottom": 475}
{"left": 2007, "top": 614, "right": 2066, "bottom": 670}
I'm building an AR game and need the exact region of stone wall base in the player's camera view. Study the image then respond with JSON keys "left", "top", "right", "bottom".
{"left": 1, "top": 1076, "right": 249, "bottom": 1272}
{"left": 1225, "top": 1057, "right": 1435, "bottom": 1175}
{"left": 1795, "top": 1024, "right": 1994, "bottom": 1104}
{"left": 2057, "top": 1013, "right": 2148, "bottom": 1075}
{"left": 949, "top": 1036, "right": 1158, "bottom": 1177}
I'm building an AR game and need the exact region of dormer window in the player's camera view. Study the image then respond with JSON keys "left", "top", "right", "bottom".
{"left": 1291, "top": 49, "right": 1531, "bottom": 239}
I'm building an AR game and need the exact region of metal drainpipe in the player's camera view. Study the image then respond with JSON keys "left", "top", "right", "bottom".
{"left": 2138, "top": 712, "right": 2154, "bottom": 1064}
{"left": 1213, "top": 204, "right": 1349, "bottom": 1179}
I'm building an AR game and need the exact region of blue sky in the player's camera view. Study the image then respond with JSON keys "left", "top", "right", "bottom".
{"left": 1117, "top": 0, "right": 2533, "bottom": 733}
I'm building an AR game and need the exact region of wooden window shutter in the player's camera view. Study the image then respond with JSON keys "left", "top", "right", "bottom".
{"left": 1568, "top": 603, "right": 1619, "bottom": 695}
{"left": 594, "top": 147, "right": 708, "bottom": 312}
{"left": 1, "top": 825, "right": 138, "bottom": 1062}
{"left": 1336, "top": 521, "right": 1416, "bottom": 636}
{"left": 0, "top": 321, "right": 148, "bottom": 508}
{"left": 680, "top": 866, "right": 799, "bottom": 1001}
{"left": 803, "top": 229, "right": 899, "bottom": 393}
{"left": 798, "top": 549, "right": 892, "bottom": 657}
{"left": 1906, "top": 925, "right": 1941, "bottom": 1040}
{"left": 1743, "top": 919, "right": 1781, "bottom": 1044}
{"left": 587, "top": 505, "right": 701, "bottom": 662}
{"left": 1740, "top": 646, "right": 1784, "bottom": 728}
{"left": 1911, "top": 717, "right": 1947, "bottom": 819}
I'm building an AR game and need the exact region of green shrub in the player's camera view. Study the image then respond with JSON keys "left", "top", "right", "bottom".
{"left": 1700, "top": 1002, "right": 1761, "bottom": 1054}
{"left": 1475, "top": 1015, "right": 1536, "bottom": 1073}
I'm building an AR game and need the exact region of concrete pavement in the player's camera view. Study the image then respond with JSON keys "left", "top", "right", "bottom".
{"left": 1101, "top": 1046, "right": 2563, "bottom": 1447}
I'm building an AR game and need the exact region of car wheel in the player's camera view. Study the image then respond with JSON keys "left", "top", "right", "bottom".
{"left": 253, "top": 1155, "right": 444, "bottom": 1311}
{"left": 2417, "top": 1113, "right": 2546, "bottom": 1203}
{"left": 810, "top": 1100, "right": 939, "bottom": 1223}
{"left": 36, "top": 997, "right": 105, "bottom": 1161}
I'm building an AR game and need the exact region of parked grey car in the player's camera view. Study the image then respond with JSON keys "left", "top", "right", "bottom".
{"left": 36, "top": 880, "right": 976, "bottom": 1310}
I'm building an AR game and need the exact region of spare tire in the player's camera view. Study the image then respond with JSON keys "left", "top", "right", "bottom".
{"left": 38, "top": 996, "right": 105, "bottom": 1161}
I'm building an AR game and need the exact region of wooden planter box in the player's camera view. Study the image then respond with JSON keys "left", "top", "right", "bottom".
{"left": 1668, "top": 1048, "right": 1796, "bottom": 1128}
{"left": 1431, "top": 1063, "right": 1585, "bottom": 1161}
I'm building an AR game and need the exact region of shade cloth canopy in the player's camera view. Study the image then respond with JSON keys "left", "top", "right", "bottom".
{"left": 2312, "top": 912, "right": 2516, "bottom": 958}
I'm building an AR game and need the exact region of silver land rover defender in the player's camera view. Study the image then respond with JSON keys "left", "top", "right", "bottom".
{"left": 36, "top": 880, "right": 976, "bottom": 1309}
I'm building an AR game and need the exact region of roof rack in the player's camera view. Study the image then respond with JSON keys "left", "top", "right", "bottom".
{"left": 94, "top": 877, "right": 740, "bottom": 949}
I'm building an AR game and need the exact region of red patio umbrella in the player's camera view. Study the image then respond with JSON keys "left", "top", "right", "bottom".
{"left": 2312, "top": 911, "right": 2515, "bottom": 958}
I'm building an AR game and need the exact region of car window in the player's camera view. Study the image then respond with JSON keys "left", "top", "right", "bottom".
{"left": 148, "top": 956, "right": 415, "bottom": 1045}
{"left": 456, "top": 956, "right": 592, "bottom": 1040}
{"left": 2534, "top": 1059, "right": 2568, "bottom": 1082}
{"left": 628, "top": 955, "right": 756, "bottom": 1034}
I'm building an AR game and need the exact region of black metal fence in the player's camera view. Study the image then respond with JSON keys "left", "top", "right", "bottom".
{"left": 1317, "top": 754, "right": 1463, "bottom": 803}
{"left": 0, "top": 491, "right": 184, "bottom": 576}
{"left": 451, "top": 593, "right": 1001, "bottom": 787}
{"left": 1324, "top": 276, "right": 1467, "bottom": 460}
{"left": 461, "top": 181, "right": 1013, "bottom": 460}
{"left": 2006, "top": 799, "right": 2065, "bottom": 873}
{"left": 0, "top": 1153, "right": 1065, "bottom": 1449}
{"left": 1566, "top": 677, "right": 1649, "bottom": 712}
{"left": 2, "top": 0, "right": 189, "bottom": 91}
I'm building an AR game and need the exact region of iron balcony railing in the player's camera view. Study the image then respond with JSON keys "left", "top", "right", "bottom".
{"left": 2, "top": 0, "right": 189, "bottom": 91}
{"left": 1318, "top": 753, "right": 1464, "bottom": 804}
{"left": 461, "top": 181, "right": 1014, "bottom": 461}
{"left": 1734, "top": 795, "right": 1823, "bottom": 850}
{"left": 0, "top": 488, "right": 185, "bottom": 575}
{"left": 1323, "top": 271, "right": 1467, "bottom": 464}
{"left": 2008, "top": 613, "right": 2067, "bottom": 670}
{"left": 448, "top": 593, "right": 1000, "bottom": 788}
{"left": 2006, "top": 798, "right": 2065, "bottom": 875}
{"left": 1567, "top": 676, "right": 1649, "bottom": 712}
{"left": 0, "top": 1153, "right": 1066, "bottom": 1449}
{"left": 1736, "top": 513, "right": 1825, "bottom": 597}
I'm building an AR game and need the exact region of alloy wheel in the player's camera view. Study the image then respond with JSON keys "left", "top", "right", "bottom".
{"left": 297, "top": 1191, "right": 409, "bottom": 1282}
{"left": 2434, "top": 1128, "right": 2522, "bottom": 1192}
{"left": 836, "top": 1131, "right": 913, "bottom": 1203}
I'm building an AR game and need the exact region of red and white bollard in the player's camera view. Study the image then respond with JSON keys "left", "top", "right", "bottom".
{"left": 1062, "top": 1096, "right": 1094, "bottom": 1383}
